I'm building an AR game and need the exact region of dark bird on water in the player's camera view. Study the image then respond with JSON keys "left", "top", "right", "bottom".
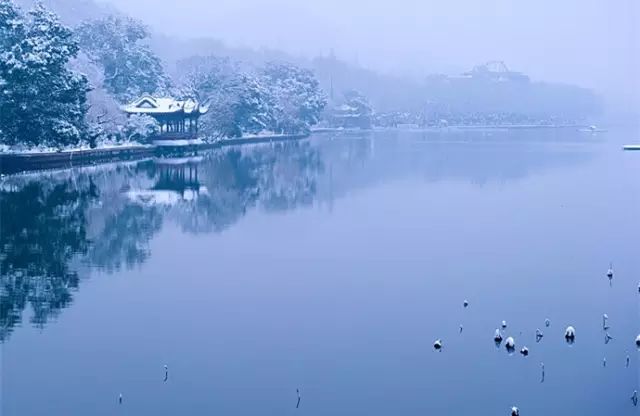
{"left": 296, "top": 388, "right": 301, "bottom": 409}
{"left": 164, "top": 364, "right": 169, "bottom": 382}
{"left": 494, "top": 329, "right": 503, "bottom": 345}
{"left": 632, "top": 391, "right": 638, "bottom": 407}
{"left": 118, "top": 394, "right": 123, "bottom": 405}
{"left": 463, "top": 300, "right": 469, "bottom": 308}
{"left": 535, "top": 329, "right": 544, "bottom": 343}
{"left": 520, "top": 347, "right": 529, "bottom": 357}
{"left": 635, "top": 335, "right": 640, "bottom": 348}
{"left": 511, "top": 406, "right": 520, "bottom": 416}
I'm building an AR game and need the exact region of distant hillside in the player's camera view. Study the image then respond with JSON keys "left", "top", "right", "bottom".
{"left": 15, "top": 0, "right": 603, "bottom": 120}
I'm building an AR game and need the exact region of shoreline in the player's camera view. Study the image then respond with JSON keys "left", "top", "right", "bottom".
{"left": 312, "top": 124, "right": 586, "bottom": 134}
{"left": 0, "top": 133, "right": 308, "bottom": 175}
{"left": 0, "top": 124, "right": 598, "bottom": 175}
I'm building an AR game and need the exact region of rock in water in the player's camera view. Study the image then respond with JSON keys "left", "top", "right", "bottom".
{"left": 505, "top": 337, "right": 516, "bottom": 353}
{"left": 434, "top": 339, "right": 443, "bottom": 351}
{"left": 565, "top": 326, "right": 576, "bottom": 344}
{"left": 605, "top": 333, "right": 613, "bottom": 344}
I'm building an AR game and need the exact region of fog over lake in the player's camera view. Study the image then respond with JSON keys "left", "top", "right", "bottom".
{"left": 102, "top": 0, "right": 639, "bottom": 108}
{"left": 2, "top": 1, "right": 640, "bottom": 415}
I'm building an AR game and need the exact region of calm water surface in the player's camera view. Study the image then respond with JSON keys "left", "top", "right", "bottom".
{"left": 1, "top": 129, "right": 640, "bottom": 415}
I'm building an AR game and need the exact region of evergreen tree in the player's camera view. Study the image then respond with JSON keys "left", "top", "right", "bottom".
{"left": 76, "top": 15, "right": 167, "bottom": 102}
{"left": 179, "top": 55, "right": 271, "bottom": 138}
{"left": 0, "top": 0, "right": 25, "bottom": 142}
{"left": 261, "top": 62, "right": 327, "bottom": 134}
{"left": 0, "top": 1, "right": 89, "bottom": 148}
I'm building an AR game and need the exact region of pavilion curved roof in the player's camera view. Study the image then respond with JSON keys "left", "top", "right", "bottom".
{"left": 123, "top": 96, "right": 209, "bottom": 115}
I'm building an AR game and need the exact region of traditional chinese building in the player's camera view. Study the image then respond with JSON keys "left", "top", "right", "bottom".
{"left": 123, "top": 96, "right": 209, "bottom": 139}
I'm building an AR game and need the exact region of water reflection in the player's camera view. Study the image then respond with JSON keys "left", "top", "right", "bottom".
{"left": 0, "top": 133, "right": 593, "bottom": 342}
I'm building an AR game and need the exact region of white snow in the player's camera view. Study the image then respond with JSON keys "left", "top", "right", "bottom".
{"left": 153, "top": 138, "right": 204, "bottom": 147}
{"left": 0, "top": 142, "right": 151, "bottom": 155}
{"left": 123, "top": 95, "right": 208, "bottom": 115}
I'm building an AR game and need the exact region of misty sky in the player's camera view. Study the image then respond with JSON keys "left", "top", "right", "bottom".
{"left": 102, "top": 0, "right": 638, "bottom": 102}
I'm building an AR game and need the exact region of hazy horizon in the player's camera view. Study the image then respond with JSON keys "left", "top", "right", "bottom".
{"left": 99, "top": 0, "right": 639, "bottom": 108}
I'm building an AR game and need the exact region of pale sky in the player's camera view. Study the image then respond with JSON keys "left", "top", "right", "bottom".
{"left": 101, "top": 0, "right": 638, "bottom": 103}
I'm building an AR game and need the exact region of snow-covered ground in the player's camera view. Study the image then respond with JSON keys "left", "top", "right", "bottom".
{"left": 0, "top": 141, "right": 151, "bottom": 154}
{"left": 153, "top": 139, "right": 205, "bottom": 147}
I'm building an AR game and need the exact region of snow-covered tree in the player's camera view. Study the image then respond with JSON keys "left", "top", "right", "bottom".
{"left": 344, "top": 90, "right": 374, "bottom": 118}
{"left": 76, "top": 15, "right": 167, "bottom": 102}
{"left": 179, "top": 55, "right": 272, "bottom": 138}
{"left": 0, "top": 1, "right": 89, "bottom": 148}
{"left": 261, "top": 62, "right": 327, "bottom": 134}
{"left": 327, "top": 89, "right": 374, "bottom": 129}
{"left": 70, "top": 51, "right": 126, "bottom": 146}
{"left": 120, "top": 114, "right": 159, "bottom": 143}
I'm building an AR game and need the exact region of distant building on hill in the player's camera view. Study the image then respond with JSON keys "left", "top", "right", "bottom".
{"left": 455, "top": 61, "right": 530, "bottom": 83}
{"left": 327, "top": 90, "right": 374, "bottom": 129}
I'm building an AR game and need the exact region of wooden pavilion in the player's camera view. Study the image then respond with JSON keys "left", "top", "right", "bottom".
{"left": 123, "top": 96, "right": 209, "bottom": 139}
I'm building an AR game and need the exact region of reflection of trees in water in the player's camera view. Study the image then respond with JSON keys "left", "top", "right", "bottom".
{"left": 171, "top": 149, "right": 260, "bottom": 234}
{"left": 0, "top": 141, "right": 323, "bottom": 341}
{"left": 0, "top": 164, "right": 160, "bottom": 341}
{"left": 0, "top": 180, "right": 96, "bottom": 341}
{"left": 87, "top": 204, "right": 163, "bottom": 273}
{"left": 253, "top": 141, "right": 323, "bottom": 212}
{"left": 170, "top": 141, "right": 323, "bottom": 233}
{"left": 3, "top": 134, "right": 580, "bottom": 341}
{"left": 314, "top": 132, "right": 593, "bottom": 204}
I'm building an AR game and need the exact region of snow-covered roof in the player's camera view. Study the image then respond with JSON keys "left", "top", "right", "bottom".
{"left": 123, "top": 96, "right": 209, "bottom": 115}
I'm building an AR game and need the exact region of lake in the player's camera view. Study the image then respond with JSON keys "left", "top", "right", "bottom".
{"left": 1, "top": 129, "right": 639, "bottom": 415}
